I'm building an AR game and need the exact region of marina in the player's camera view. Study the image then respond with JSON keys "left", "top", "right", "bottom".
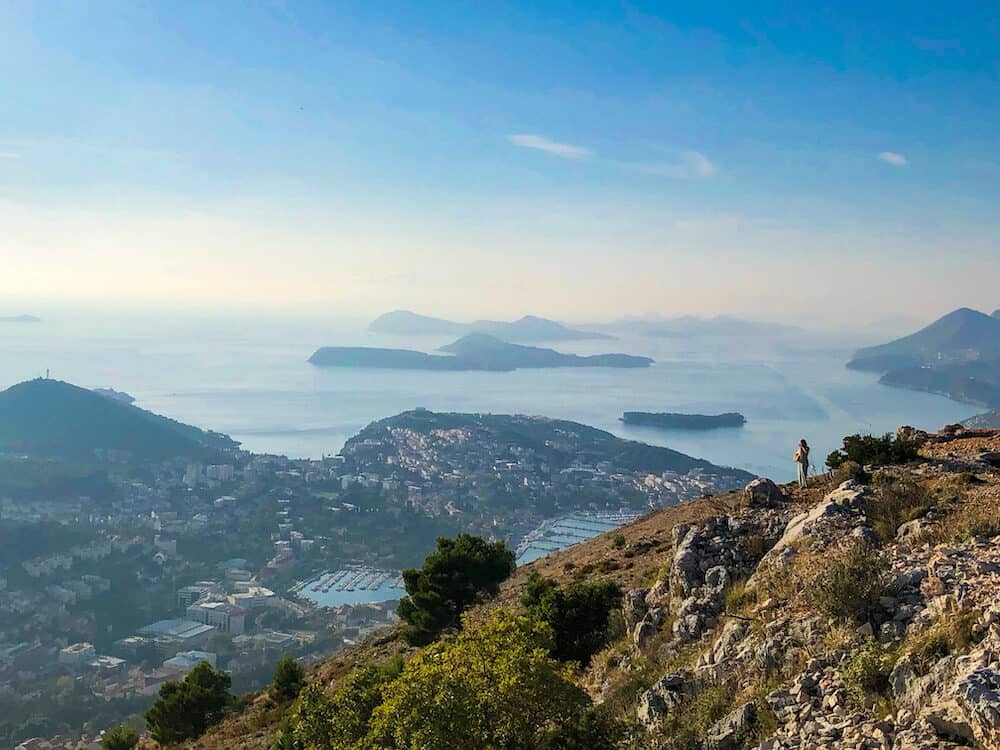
{"left": 293, "top": 565, "right": 406, "bottom": 608}
{"left": 515, "top": 510, "right": 642, "bottom": 565}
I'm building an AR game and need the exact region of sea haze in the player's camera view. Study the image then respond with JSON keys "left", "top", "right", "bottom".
{"left": 0, "top": 311, "right": 976, "bottom": 481}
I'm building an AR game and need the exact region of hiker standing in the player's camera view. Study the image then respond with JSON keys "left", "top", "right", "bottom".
{"left": 793, "top": 439, "right": 811, "bottom": 488}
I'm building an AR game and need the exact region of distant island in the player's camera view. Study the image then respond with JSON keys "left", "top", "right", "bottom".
{"left": 368, "top": 310, "right": 613, "bottom": 342}
{"left": 309, "top": 333, "right": 653, "bottom": 372}
{"left": 846, "top": 307, "right": 1000, "bottom": 407}
{"left": 0, "top": 314, "right": 41, "bottom": 323}
{"left": 621, "top": 411, "right": 747, "bottom": 430}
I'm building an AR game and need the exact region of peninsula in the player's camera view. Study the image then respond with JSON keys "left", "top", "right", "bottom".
{"left": 308, "top": 334, "right": 653, "bottom": 371}
{"left": 621, "top": 411, "right": 747, "bottom": 430}
{"left": 847, "top": 308, "right": 1000, "bottom": 407}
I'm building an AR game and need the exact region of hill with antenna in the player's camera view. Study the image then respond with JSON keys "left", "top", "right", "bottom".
{"left": 0, "top": 379, "right": 239, "bottom": 462}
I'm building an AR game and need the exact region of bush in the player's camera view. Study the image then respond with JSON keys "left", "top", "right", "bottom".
{"left": 541, "top": 706, "right": 623, "bottom": 750}
{"left": 867, "top": 473, "right": 931, "bottom": 541}
{"left": 807, "top": 540, "right": 891, "bottom": 623}
{"left": 145, "top": 661, "right": 232, "bottom": 745}
{"left": 906, "top": 611, "right": 978, "bottom": 674}
{"left": 830, "top": 460, "right": 870, "bottom": 485}
{"left": 271, "top": 656, "right": 306, "bottom": 702}
{"left": 826, "top": 433, "right": 922, "bottom": 470}
{"left": 611, "top": 534, "right": 626, "bottom": 550}
{"left": 522, "top": 572, "right": 622, "bottom": 665}
{"left": 397, "top": 533, "right": 516, "bottom": 645}
{"left": 101, "top": 725, "right": 139, "bottom": 750}
{"left": 841, "top": 641, "right": 897, "bottom": 701}
{"left": 368, "top": 612, "right": 593, "bottom": 749}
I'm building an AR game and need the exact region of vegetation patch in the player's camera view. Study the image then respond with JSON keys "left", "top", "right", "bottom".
{"left": 826, "top": 432, "right": 922, "bottom": 471}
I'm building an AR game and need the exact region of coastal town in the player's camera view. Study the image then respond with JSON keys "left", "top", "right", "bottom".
{"left": 1, "top": 401, "right": 750, "bottom": 748}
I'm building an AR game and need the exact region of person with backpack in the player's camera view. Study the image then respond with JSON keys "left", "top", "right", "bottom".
{"left": 793, "top": 439, "right": 811, "bottom": 488}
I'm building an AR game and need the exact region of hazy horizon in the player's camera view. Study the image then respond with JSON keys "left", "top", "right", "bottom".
{"left": 3, "top": 2, "right": 999, "bottom": 329}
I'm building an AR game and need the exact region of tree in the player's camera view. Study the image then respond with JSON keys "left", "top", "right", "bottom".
{"left": 396, "top": 533, "right": 515, "bottom": 645}
{"left": 101, "top": 724, "right": 139, "bottom": 750}
{"left": 271, "top": 656, "right": 307, "bottom": 702}
{"left": 522, "top": 572, "right": 622, "bottom": 665}
{"left": 368, "top": 611, "right": 591, "bottom": 750}
{"left": 826, "top": 432, "right": 921, "bottom": 470}
{"left": 145, "top": 661, "right": 232, "bottom": 745}
{"left": 278, "top": 657, "right": 403, "bottom": 750}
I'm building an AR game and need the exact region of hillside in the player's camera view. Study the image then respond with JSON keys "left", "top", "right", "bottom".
{"left": 0, "top": 378, "right": 239, "bottom": 462}
{"left": 880, "top": 359, "right": 1000, "bottom": 408}
{"left": 848, "top": 307, "right": 1000, "bottom": 372}
{"left": 965, "top": 409, "right": 1000, "bottom": 429}
{"left": 189, "top": 425, "right": 1000, "bottom": 750}
{"left": 368, "top": 310, "right": 612, "bottom": 341}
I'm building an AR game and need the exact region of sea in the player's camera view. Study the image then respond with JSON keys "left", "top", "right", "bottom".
{"left": 0, "top": 311, "right": 977, "bottom": 484}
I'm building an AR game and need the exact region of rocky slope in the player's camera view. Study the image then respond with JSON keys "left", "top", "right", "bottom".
{"left": 189, "top": 427, "right": 1000, "bottom": 750}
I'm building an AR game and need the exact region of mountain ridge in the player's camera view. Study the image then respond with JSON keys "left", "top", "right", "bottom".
{"left": 368, "top": 310, "right": 613, "bottom": 341}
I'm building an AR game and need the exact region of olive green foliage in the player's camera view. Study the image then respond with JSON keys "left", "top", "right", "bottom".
{"left": 521, "top": 572, "right": 623, "bottom": 665}
{"left": 906, "top": 611, "right": 978, "bottom": 675}
{"left": 282, "top": 611, "right": 598, "bottom": 750}
{"left": 806, "top": 540, "right": 891, "bottom": 623}
{"left": 841, "top": 641, "right": 897, "bottom": 701}
{"left": 540, "top": 707, "right": 623, "bottom": 750}
{"left": 826, "top": 433, "right": 921, "bottom": 471}
{"left": 611, "top": 534, "right": 626, "bottom": 550}
{"left": 144, "top": 661, "right": 232, "bottom": 745}
{"left": 101, "top": 724, "right": 139, "bottom": 750}
{"left": 272, "top": 656, "right": 307, "bottom": 702}
{"left": 397, "top": 533, "right": 516, "bottom": 645}
{"left": 370, "top": 612, "right": 589, "bottom": 749}
{"left": 868, "top": 473, "right": 931, "bottom": 541}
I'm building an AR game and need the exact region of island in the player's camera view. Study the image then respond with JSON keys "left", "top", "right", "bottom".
{"left": 621, "top": 411, "right": 747, "bottom": 430}
{"left": 0, "top": 314, "right": 41, "bottom": 323}
{"left": 846, "top": 307, "right": 1000, "bottom": 407}
{"left": 309, "top": 334, "right": 653, "bottom": 371}
{"left": 368, "top": 310, "right": 613, "bottom": 341}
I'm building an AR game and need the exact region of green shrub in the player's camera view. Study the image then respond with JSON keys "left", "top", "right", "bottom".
{"left": 826, "top": 433, "right": 922, "bottom": 470}
{"left": 145, "top": 661, "right": 232, "bottom": 745}
{"left": 906, "top": 611, "right": 978, "bottom": 674}
{"left": 611, "top": 534, "right": 626, "bottom": 550}
{"left": 397, "top": 533, "right": 516, "bottom": 645}
{"left": 522, "top": 572, "right": 622, "bottom": 665}
{"left": 868, "top": 473, "right": 931, "bottom": 541}
{"left": 807, "top": 540, "right": 891, "bottom": 623}
{"left": 101, "top": 725, "right": 139, "bottom": 750}
{"left": 271, "top": 655, "right": 306, "bottom": 702}
{"left": 841, "top": 641, "right": 897, "bottom": 701}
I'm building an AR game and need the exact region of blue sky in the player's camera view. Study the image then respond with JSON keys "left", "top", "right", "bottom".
{"left": 1, "top": 1, "right": 998, "bottom": 326}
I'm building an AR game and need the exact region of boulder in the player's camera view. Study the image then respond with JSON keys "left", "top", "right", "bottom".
{"left": 705, "top": 701, "right": 756, "bottom": 749}
{"left": 744, "top": 477, "right": 785, "bottom": 506}
{"left": 765, "top": 481, "right": 870, "bottom": 557}
{"left": 636, "top": 672, "right": 688, "bottom": 728}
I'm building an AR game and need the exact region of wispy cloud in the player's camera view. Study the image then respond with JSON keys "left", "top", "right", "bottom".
{"left": 613, "top": 150, "right": 719, "bottom": 179}
{"left": 878, "top": 151, "right": 907, "bottom": 167}
{"left": 0, "top": 152, "right": 20, "bottom": 159}
{"left": 507, "top": 134, "right": 592, "bottom": 159}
